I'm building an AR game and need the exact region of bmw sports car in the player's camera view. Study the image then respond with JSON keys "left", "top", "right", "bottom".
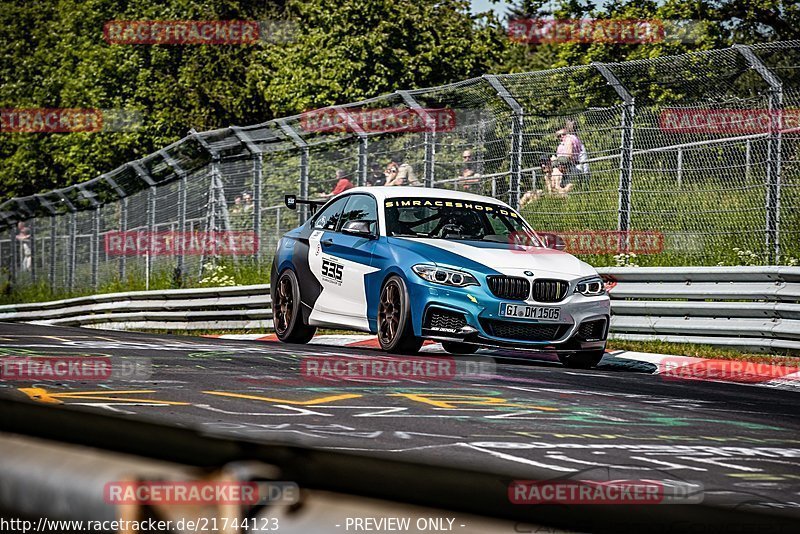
{"left": 271, "top": 187, "right": 610, "bottom": 368}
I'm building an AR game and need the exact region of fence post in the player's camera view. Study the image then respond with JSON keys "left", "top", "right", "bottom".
{"left": 189, "top": 130, "right": 229, "bottom": 272}
{"left": 53, "top": 191, "right": 78, "bottom": 291}
{"left": 156, "top": 150, "right": 188, "bottom": 278}
{"left": 277, "top": 120, "right": 310, "bottom": 222}
{"left": 358, "top": 136, "right": 368, "bottom": 187}
{"left": 29, "top": 218, "right": 36, "bottom": 284}
{"left": 49, "top": 215, "right": 56, "bottom": 291}
{"left": 130, "top": 162, "right": 157, "bottom": 286}
{"left": 398, "top": 91, "right": 436, "bottom": 187}
{"left": 230, "top": 127, "right": 263, "bottom": 260}
{"left": 737, "top": 45, "right": 783, "bottom": 264}
{"left": 676, "top": 148, "right": 683, "bottom": 187}
{"left": 594, "top": 63, "right": 635, "bottom": 236}
{"left": 745, "top": 139, "right": 752, "bottom": 180}
{"left": 68, "top": 211, "right": 76, "bottom": 291}
{"left": 92, "top": 207, "right": 100, "bottom": 290}
{"left": 8, "top": 226, "right": 17, "bottom": 284}
{"left": 99, "top": 174, "right": 127, "bottom": 287}
{"left": 34, "top": 196, "right": 55, "bottom": 290}
{"left": 484, "top": 75, "right": 523, "bottom": 209}
{"left": 119, "top": 197, "right": 127, "bottom": 282}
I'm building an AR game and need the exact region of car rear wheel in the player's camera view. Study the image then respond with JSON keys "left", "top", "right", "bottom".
{"left": 558, "top": 350, "right": 605, "bottom": 369}
{"left": 273, "top": 269, "right": 316, "bottom": 344}
{"left": 377, "top": 276, "right": 423, "bottom": 354}
{"left": 441, "top": 341, "right": 479, "bottom": 354}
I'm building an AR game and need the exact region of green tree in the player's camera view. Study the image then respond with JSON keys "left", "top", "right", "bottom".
{"left": 498, "top": 0, "right": 800, "bottom": 72}
{"left": 0, "top": 0, "right": 505, "bottom": 200}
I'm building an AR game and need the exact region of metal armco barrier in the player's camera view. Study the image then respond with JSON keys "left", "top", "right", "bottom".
{"left": 597, "top": 266, "right": 800, "bottom": 353}
{"left": 0, "top": 284, "right": 272, "bottom": 331}
{"left": 0, "top": 267, "right": 798, "bottom": 352}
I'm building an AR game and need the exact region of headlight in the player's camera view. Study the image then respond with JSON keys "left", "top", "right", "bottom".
{"left": 575, "top": 276, "right": 605, "bottom": 296}
{"left": 412, "top": 264, "right": 479, "bottom": 287}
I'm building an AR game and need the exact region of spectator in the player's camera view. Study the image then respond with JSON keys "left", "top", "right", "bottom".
{"left": 321, "top": 169, "right": 355, "bottom": 197}
{"left": 383, "top": 161, "right": 401, "bottom": 186}
{"left": 229, "top": 195, "right": 248, "bottom": 230}
{"left": 16, "top": 221, "right": 31, "bottom": 272}
{"left": 367, "top": 163, "right": 385, "bottom": 186}
{"left": 555, "top": 128, "right": 578, "bottom": 169}
{"left": 552, "top": 156, "right": 574, "bottom": 198}
{"left": 562, "top": 120, "right": 590, "bottom": 185}
{"left": 385, "top": 155, "right": 419, "bottom": 186}
{"left": 459, "top": 149, "right": 480, "bottom": 191}
{"left": 398, "top": 162, "right": 419, "bottom": 186}
{"left": 242, "top": 192, "right": 254, "bottom": 216}
{"left": 520, "top": 157, "right": 547, "bottom": 208}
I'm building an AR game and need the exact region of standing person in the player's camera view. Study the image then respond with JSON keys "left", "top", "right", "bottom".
{"left": 564, "top": 119, "right": 590, "bottom": 185}
{"left": 459, "top": 149, "right": 480, "bottom": 191}
{"left": 16, "top": 221, "right": 31, "bottom": 272}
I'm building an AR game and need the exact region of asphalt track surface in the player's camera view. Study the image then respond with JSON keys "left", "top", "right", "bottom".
{"left": 1, "top": 322, "right": 799, "bottom": 526}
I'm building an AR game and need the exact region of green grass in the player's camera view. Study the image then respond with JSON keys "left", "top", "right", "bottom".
{"left": 518, "top": 171, "right": 800, "bottom": 267}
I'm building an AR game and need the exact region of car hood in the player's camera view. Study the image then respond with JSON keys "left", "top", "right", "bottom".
{"left": 390, "top": 237, "right": 596, "bottom": 278}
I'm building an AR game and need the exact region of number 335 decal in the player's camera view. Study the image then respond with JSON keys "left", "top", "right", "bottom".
{"left": 321, "top": 258, "right": 344, "bottom": 284}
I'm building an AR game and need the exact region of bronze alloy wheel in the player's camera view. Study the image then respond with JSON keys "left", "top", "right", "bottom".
{"left": 274, "top": 274, "right": 294, "bottom": 336}
{"left": 378, "top": 279, "right": 401, "bottom": 346}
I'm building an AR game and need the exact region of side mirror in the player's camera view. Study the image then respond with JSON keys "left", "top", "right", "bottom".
{"left": 342, "top": 220, "right": 376, "bottom": 238}
{"left": 539, "top": 232, "right": 566, "bottom": 251}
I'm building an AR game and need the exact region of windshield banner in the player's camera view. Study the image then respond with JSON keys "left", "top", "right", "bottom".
{"left": 384, "top": 198, "right": 520, "bottom": 218}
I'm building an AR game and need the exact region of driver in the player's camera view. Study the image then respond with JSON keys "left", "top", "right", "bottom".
{"left": 439, "top": 210, "right": 484, "bottom": 239}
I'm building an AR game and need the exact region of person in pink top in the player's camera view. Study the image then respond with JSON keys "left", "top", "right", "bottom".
{"left": 556, "top": 128, "right": 580, "bottom": 163}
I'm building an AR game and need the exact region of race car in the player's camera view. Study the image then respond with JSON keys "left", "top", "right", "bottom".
{"left": 271, "top": 187, "right": 610, "bottom": 368}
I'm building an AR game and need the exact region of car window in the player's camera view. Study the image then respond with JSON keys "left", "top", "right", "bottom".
{"left": 312, "top": 196, "right": 349, "bottom": 231}
{"left": 384, "top": 197, "right": 539, "bottom": 244}
{"left": 339, "top": 194, "right": 378, "bottom": 234}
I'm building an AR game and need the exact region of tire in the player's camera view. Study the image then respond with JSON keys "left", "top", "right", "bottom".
{"left": 272, "top": 269, "right": 316, "bottom": 344}
{"left": 377, "top": 276, "right": 424, "bottom": 354}
{"left": 441, "top": 341, "right": 479, "bottom": 355}
{"left": 558, "top": 350, "right": 605, "bottom": 369}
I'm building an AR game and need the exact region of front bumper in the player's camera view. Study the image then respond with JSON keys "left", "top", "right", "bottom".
{"left": 407, "top": 275, "right": 610, "bottom": 352}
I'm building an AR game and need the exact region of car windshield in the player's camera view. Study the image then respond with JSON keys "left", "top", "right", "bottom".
{"left": 384, "top": 197, "right": 542, "bottom": 245}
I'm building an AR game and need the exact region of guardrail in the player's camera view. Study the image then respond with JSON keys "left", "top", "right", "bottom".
{"left": 0, "top": 267, "right": 798, "bottom": 352}
{"left": 597, "top": 266, "right": 800, "bottom": 353}
{"left": 0, "top": 284, "right": 272, "bottom": 331}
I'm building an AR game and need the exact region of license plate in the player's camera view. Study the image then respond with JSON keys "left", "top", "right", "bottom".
{"left": 499, "top": 303, "right": 561, "bottom": 321}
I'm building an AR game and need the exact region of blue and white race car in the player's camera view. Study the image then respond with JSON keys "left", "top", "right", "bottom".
{"left": 271, "top": 187, "right": 610, "bottom": 368}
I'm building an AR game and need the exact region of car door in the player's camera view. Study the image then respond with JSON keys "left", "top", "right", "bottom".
{"left": 307, "top": 194, "right": 379, "bottom": 330}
